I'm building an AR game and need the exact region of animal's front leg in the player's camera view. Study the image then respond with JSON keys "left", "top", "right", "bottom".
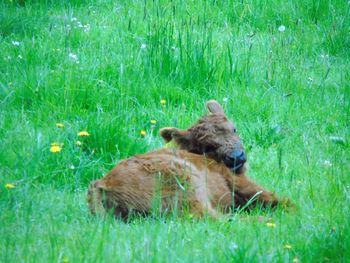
{"left": 233, "top": 175, "right": 281, "bottom": 209}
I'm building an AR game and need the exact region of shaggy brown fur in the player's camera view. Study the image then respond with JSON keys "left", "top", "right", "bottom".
{"left": 87, "top": 100, "right": 288, "bottom": 219}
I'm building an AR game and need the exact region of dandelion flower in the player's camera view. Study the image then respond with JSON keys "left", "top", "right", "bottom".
{"left": 278, "top": 25, "right": 286, "bottom": 32}
{"left": 76, "top": 140, "right": 82, "bottom": 146}
{"left": 140, "top": 130, "right": 146, "bottom": 137}
{"left": 160, "top": 99, "right": 166, "bottom": 106}
{"left": 5, "top": 183, "right": 15, "bottom": 189}
{"left": 78, "top": 131, "right": 90, "bottom": 137}
{"left": 56, "top": 123, "right": 64, "bottom": 128}
{"left": 150, "top": 120, "right": 157, "bottom": 125}
{"left": 283, "top": 244, "right": 292, "bottom": 249}
{"left": 50, "top": 145, "right": 62, "bottom": 153}
{"left": 266, "top": 222, "right": 276, "bottom": 228}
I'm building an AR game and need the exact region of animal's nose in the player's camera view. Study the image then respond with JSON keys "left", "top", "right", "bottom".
{"left": 228, "top": 150, "right": 246, "bottom": 164}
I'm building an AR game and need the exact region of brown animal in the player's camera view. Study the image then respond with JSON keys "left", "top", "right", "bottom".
{"left": 87, "top": 100, "right": 287, "bottom": 220}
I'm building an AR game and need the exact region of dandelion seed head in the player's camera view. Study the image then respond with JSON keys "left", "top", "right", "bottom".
{"left": 278, "top": 25, "right": 286, "bottom": 32}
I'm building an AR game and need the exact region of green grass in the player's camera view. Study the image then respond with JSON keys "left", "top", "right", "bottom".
{"left": 1, "top": 0, "right": 349, "bottom": 262}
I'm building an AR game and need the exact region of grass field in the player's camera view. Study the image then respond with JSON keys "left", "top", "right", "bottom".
{"left": 1, "top": 0, "right": 349, "bottom": 262}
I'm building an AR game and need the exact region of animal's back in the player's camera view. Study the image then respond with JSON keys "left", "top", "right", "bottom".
{"left": 87, "top": 148, "right": 234, "bottom": 218}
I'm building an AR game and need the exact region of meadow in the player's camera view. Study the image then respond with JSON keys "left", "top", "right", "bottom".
{"left": 1, "top": 0, "right": 349, "bottom": 262}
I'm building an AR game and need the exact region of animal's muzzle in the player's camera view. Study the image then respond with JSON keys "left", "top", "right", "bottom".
{"left": 225, "top": 141, "right": 246, "bottom": 172}
{"left": 228, "top": 150, "right": 246, "bottom": 166}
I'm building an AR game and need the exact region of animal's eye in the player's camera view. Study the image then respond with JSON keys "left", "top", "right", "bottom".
{"left": 233, "top": 128, "right": 237, "bottom": 134}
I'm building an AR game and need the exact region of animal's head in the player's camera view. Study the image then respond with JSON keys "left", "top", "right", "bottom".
{"left": 160, "top": 100, "right": 246, "bottom": 174}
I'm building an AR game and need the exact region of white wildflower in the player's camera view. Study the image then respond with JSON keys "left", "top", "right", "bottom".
{"left": 69, "top": 52, "right": 79, "bottom": 64}
{"left": 329, "top": 136, "right": 345, "bottom": 144}
{"left": 140, "top": 44, "right": 147, "bottom": 49}
{"left": 324, "top": 160, "right": 332, "bottom": 167}
{"left": 71, "top": 17, "right": 78, "bottom": 22}
{"left": 12, "top": 41, "right": 20, "bottom": 46}
{"left": 229, "top": 242, "right": 238, "bottom": 251}
{"left": 278, "top": 25, "right": 286, "bottom": 33}
{"left": 223, "top": 97, "right": 228, "bottom": 102}
{"left": 18, "top": 55, "right": 23, "bottom": 59}
{"left": 83, "top": 24, "right": 91, "bottom": 32}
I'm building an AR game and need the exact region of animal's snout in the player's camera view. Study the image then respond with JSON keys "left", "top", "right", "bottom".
{"left": 228, "top": 150, "right": 246, "bottom": 164}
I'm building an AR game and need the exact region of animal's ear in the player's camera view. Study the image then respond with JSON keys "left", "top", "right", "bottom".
{"left": 159, "top": 127, "right": 175, "bottom": 142}
{"left": 206, "top": 100, "right": 225, "bottom": 115}
{"left": 159, "top": 127, "right": 192, "bottom": 145}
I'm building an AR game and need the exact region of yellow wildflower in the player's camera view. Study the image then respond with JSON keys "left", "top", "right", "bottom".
{"left": 62, "top": 258, "right": 69, "bottom": 263}
{"left": 56, "top": 123, "right": 64, "bottom": 128}
{"left": 160, "top": 99, "right": 166, "bottom": 106}
{"left": 140, "top": 130, "right": 146, "bottom": 137}
{"left": 51, "top": 142, "right": 61, "bottom": 146}
{"left": 150, "top": 120, "right": 157, "bottom": 125}
{"left": 5, "top": 183, "right": 15, "bottom": 189}
{"left": 266, "top": 222, "right": 276, "bottom": 228}
{"left": 76, "top": 140, "right": 82, "bottom": 146}
{"left": 283, "top": 244, "right": 292, "bottom": 249}
{"left": 78, "top": 131, "right": 90, "bottom": 137}
{"left": 50, "top": 145, "right": 62, "bottom": 153}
